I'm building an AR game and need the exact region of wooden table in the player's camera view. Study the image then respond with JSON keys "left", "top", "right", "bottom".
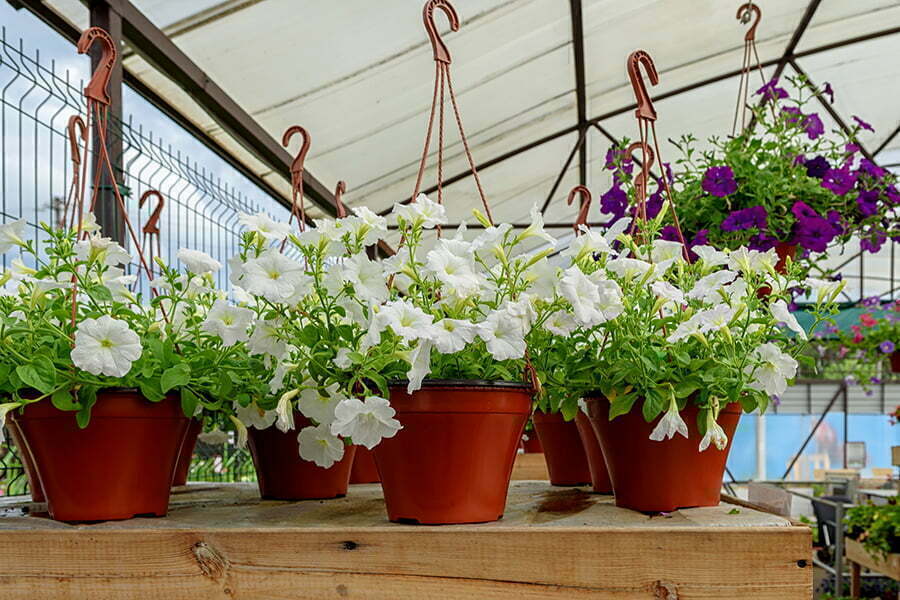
{"left": 0, "top": 481, "right": 812, "bottom": 599}
{"left": 846, "top": 538, "right": 900, "bottom": 599}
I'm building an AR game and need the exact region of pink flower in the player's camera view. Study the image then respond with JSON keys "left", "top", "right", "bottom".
{"left": 860, "top": 313, "right": 877, "bottom": 327}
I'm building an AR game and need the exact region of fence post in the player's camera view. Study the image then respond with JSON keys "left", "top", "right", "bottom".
{"left": 89, "top": 0, "right": 126, "bottom": 242}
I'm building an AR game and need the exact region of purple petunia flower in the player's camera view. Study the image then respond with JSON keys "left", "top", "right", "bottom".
{"left": 861, "top": 296, "right": 881, "bottom": 307}
{"left": 748, "top": 233, "right": 779, "bottom": 251}
{"left": 880, "top": 341, "right": 896, "bottom": 354}
{"left": 793, "top": 216, "right": 838, "bottom": 252}
{"left": 822, "top": 167, "right": 858, "bottom": 195}
{"left": 782, "top": 106, "right": 802, "bottom": 124}
{"left": 826, "top": 210, "right": 845, "bottom": 235}
{"left": 644, "top": 190, "right": 664, "bottom": 220}
{"left": 702, "top": 165, "right": 738, "bottom": 197}
{"left": 791, "top": 201, "right": 819, "bottom": 220}
{"left": 691, "top": 229, "right": 709, "bottom": 247}
{"left": 823, "top": 82, "right": 834, "bottom": 103}
{"left": 804, "top": 156, "right": 830, "bottom": 179}
{"left": 804, "top": 113, "right": 824, "bottom": 140}
{"left": 756, "top": 78, "right": 788, "bottom": 101}
{"left": 852, "top": 116, "right": 874, "bottom": 132}
{"left": 856, "top": 189, "right": 879, "bottom": 217}
{"left": 846, "top": 143, "right": 861, "bottom": 156}
{"left": 859, "top": 159, "right": 887, "bottom": 180}
{"left": 886, "top": 185, "right": 900, "bottom": 205}
{"left": 600, "top": 184, "right": 628, "bottom": 220}
{"left": 860, "top": 231, "right": 887, "bottom": 253}
{"left": 721, "top": 205, "right": 767, "bottom": 231}
{"left": 659, "top": 225, "right": 680, "bottom": 242}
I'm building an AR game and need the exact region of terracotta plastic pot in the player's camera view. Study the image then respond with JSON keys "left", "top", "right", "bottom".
{"left": 350, "top": 446, "right": 380, "bottom": 484}
{"left": 247, "top": 412, "right": 356, "bottom": 500}
{"left": 5, "top": 417, "right": 45, "bottom": 503}
{"left": 532, "top": 410, "right": 591, "bottom": 486}
{"left": 521, "top": 428, "right": 543, "bottom": 453}
{"left": 375, "top": 380, "right": 532, "bottom": 524}
{"left": 774, "top": 243, "right": 796, "bottom": 274}
{"left": 11, "top": 390, "right": 189, "bottom": 521}
{"left": 891, "top": 350, "right": 900, "bottom": 374}
{"left": 586, "top": 397, "right": 741, "bottom": 512}
{"left": 574, "top": 411, "right": 613, "bottom": 494}
{"left": 172, "top": 418, "right": 203, "bottom": 487}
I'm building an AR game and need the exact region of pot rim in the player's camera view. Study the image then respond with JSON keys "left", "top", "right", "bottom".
{"left": 389, "top": 378, "right": 533, "bottom": 391}
{"left": 583, "top": 395, "right": 743, "bottom": 414}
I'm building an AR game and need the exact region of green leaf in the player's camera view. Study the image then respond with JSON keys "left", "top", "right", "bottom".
{"left": 16, "top": 356, "right": 56, "bottom": 394}
{"left": 139, "top": 378, "right": 165, "bottom": 402}
{"left": 217, "top": 371, "right": 233, "bottom": 398}
{"left": 76, "top": 387, "right": 97, "bottom": 429}
{"left": 728, "top": 508, "right": 741, "bottom": 515}
{"left": 51, "top": 387, "right": 79, "bottom": 411}
{"left": 160, "top": 363, "right": 191, "bottom": 393}
{"left": 608, "top": 394, "right": 636, "bottom": 420}
{"left": 180, "top": 388, "right": 199, "bottom": 418}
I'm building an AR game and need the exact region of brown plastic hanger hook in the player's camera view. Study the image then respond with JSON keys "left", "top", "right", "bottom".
{"left": 627, "top": 50, "right": 659, "bottom": 122}
{"left": 139, "top": 190, "right": 165, "bottom": 236}
{"left": 67, "top": 115, "right": 87, "bottom": 168}
{"left": 423, "top": 0, "right": 460, "bottom": 64}
{"left": 736, "top": 3, "right": 762, "bottom": 42}
{"left": 334, "top": 180, "right": 348, "bottom": 219}
{"left": 627, "top": 142, "right": 655, "bottom": 204}
{"left": 566, "top": 185, "right": 592, "bottom": 235}
{"left": 76, "top": 27, "right": 117, "bottom": 106}
{"left": 282, "top": 125, "right": 311, "bottom": 182}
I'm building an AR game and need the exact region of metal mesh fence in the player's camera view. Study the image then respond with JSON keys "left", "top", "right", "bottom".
{"left": 0, "top": 29, "right": 283, "bottom": 495}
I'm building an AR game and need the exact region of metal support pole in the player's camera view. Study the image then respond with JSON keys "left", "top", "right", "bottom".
{"left": 89, "top": 0, "right": 126, "bottom": 242}
{"left": 756, "top": 412, "right": 767, "bottom": 480}
{"left": 834, "top": 501, "right": 845, "bottom": 595}
{"left": 842, "top": 384, "right": 848, "bottom": 469}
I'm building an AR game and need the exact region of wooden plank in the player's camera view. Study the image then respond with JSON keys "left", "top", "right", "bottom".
{"left": 845, "top": 538, "right": 900, "bottom": 581}
{"left": 511, "top": 453, "right": 549, "bottom": 481}
{"left": 892, "top": 445, "right": 900, "bottom": 467}
{"left": 0, "top": 483, "right": 812, "bottom": 599}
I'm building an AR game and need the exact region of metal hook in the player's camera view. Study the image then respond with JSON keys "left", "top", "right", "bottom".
{"left": 139, "top": 190, "right": 165, "bottom": 236}
{"left": 627, "top": 50, "right": 659, "bottom": 122}
{"left": 423, "top": 0, "right": 460, "bottom": 64}
{"left": 282, "top": 125, "right": 311, "bottom": 182}
{"left": 566, "top": 185, "right": 592, "bottom": 235}
{"left": 334, "top": 180, "right": 348, "bottom": 219}
{"left": 76, "top": 27, "right": 117, "bottom": 106}
{"left": 67, "top": 115, "right": 86, "bottom": 169}
{"left": 736, "top": 3, "right": 762, "bottom": 41}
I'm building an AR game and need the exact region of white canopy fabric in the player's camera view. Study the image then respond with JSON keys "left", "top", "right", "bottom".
{"left": 40, "top": 0, "right": 900, "bottom": 295}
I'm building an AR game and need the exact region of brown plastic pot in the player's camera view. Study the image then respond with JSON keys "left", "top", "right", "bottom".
{"left": 350, "top": 446, "right": 380, "bottom": 484}
{"left": 11, "top": 390, "right": 189, "bottom": 521}
{"left": 586, "top": 397, "right": 741, "bottom": 512}
{"left": 522, "top": 428, "right": 543, "bottom": 453}
{"left": 5, "top": 417, "right": 45, "bottom": 503}
{"left": 374, "top": 380, "right": 532, "bottom": 524}
{"left": 891, "top": 350, "right": 900, "bottom": 374}
{"left": 172, "top": 418, "right": 203, "bottom": 487}
{"left": 532, "top": 410, "right": 591, "bottom": 486}
{"left": 758, "top": 243, "right": 796, "bottom": 298}
{"left": 247, "top": 412, "right": 356, "bottom": 500}
{"left": 574, "top": 411, "right": 613, "bottom": 494}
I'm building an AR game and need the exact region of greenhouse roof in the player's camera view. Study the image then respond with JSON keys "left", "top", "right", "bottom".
{"left": 16, "top": 0, "right": 900, "bottom": 263}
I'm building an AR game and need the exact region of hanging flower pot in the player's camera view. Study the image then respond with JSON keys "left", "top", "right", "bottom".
{"left": 574, "top": 411, "right": 613, "bottom": 494}
{"left": 532, "top": 410, "right": 591, "bottom": 486}
{"left": 247, "top": 412, "right": 356, "bottom": 500}
{"left": 350, "top": 446, "right": 380, "bottom": 484}
{"left": 172, "top": 418, "right": 203, "bottom": 487}
{"left": 11, "top": 390, "right": 189, "bottom": 521}
{"left": 5, "top": 416, "right": 45, "bottom": 503}
{"left": 774, "top": 243, "right": 796, "bottom": 274}
{"left": 585, "top": 397, "right": 741, "bottom": 512}
{"left": 521, "top": 424, "right": 543, "bottom": 453}
{"left": 374, "top": 381, "right": 531, "bottom": 524}
{"left": 891, "top": 350, "right": 900, "bottom": 374}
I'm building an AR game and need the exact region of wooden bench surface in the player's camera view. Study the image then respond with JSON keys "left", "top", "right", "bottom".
{"left": 0, "top": 481, "right": 812, "bottom": 599}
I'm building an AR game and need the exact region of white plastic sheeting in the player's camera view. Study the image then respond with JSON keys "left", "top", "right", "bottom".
{"left": 39, "top": 0, "right": 900, "bottom": 281}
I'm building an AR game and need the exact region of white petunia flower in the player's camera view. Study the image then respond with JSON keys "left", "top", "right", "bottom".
{"left": 560, "top": 266, "right": 605, "bottom": 327}
{"left": 770, "top": 299, "right": 807, "bottom": 340}
{"left": 297, "top": 384, "right": 344, "bottom": 426}
{"left": 198, "top": 426, "right": 229, "bottom": 445}
{"left": 728, "top": 247, "right": 777, "bottom": 275}
{"left": 391, "top": 194, "right": 447, "bottom": 229}
{"left": 745, "top": 342, "right": 798, "bottom": 397}
{"left": 699, "top": 409, "right": 729, "bottom": 452}
{"left": 687, "top": 270, "right": 738, "bottom": 302}
{"left": 177, "top": 248, "right": 222, "bottom": 274}
{"left": 342, "top": 252, "right": 388, "bottom": 303}
{"left": 543, "top": 310, "right": 577, "bottom": 335}
{"left": 478, "top": 309, "right": 527, "bottom": 360}
{"left": 516, "top": 204, "right": 556, "bottom": 245}
{"left": 239, "top": 212, "right": 292, "bottom": 241}
{"left": 424, "top": 246, "right": 481, "bottom": 298}
{"left": 606, "top": 257, "right": 652, "bottom": 280}
{"left": 406, "top": 339, "right": 433, "bottom": 393}
{"left": 235, "top": 400, "right": 277, "bottom": 430}
{"left": 562, "top": 227, "right": 615, "bottom": 261}
{"left": 523, "top": 257, "right": 559, "bottom": 300}
{"left": 650, "top": 280, "right": 685, "bottom": 306}
{"left": 666, "top": 313, "right": 705, "bottom": 343}
{"left": 351, "top": 205, "right": 389, "bottom": 245}
{"left": 692, "top": 245, "right": 729, "bottom": 267}
{"left": 0, "top": 219, "right": 26, "bottom": 254}
{"left": 201, "top": 299, "right": 254, "bottom": 346}
{"left": 78, "top": 212, "right": 101, "bottom": 233}
{"left": 75, "top": 235, "right": 130, "bottom": 266}
{"left": 241, "top": 250, "right": 309, "bottom": 302}
{"left": 0, "top": 403, "right": 21, "bottom": 445}
{"left": 298, "top": 423, "right": 345, "bottom": 468}
{"left": 472, "top": 223, "right": 512, "bottom": 259}
{"left": 334, "top": 348, "right": 353, "bottom": 369}
{"left": 98, "top": 266, "right": 136, "bottom": 301}
{"left": 805, "top": 278, "right": 844, "bottom": 305}
{"left": 248, "top": 318, "right": 287, "bottom": 358}
{"left": 330, "top": 396, "right": 402, "bottom": 450}
{"left": 381, "top": 299, "right": 436, "bottom": 342}
{"left": 70, "top": 315, "right": 142, "bottom": 377}
{"left": 649, "top": 395, "right": 688, "bottom": 442}
{"left": 275, "top": 389, "right": 298, "bottom": 433}
{"left": 431, "top": 318, "right": 479, "bottom": 354}
{"left": 650, "top": 239, "right": 685, "bottom": 263}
